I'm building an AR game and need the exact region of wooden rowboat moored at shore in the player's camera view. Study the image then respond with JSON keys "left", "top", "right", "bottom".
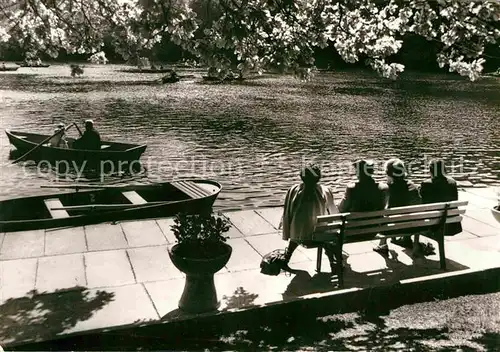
{"left": 6, "top": 130, "right": 147, "bottom": 164}
{"left": 0, "top": 180, "right": 221, "bottom": 232}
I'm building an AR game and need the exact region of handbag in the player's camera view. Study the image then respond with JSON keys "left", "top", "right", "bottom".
{"left": 260, "top": 249, "right": 286, "bottom": 276}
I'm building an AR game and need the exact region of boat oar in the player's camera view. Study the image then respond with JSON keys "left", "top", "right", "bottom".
{"left": 50, "top": 200, "right": 176, "bottom": 212}
{"left": 41, "top": 184, "right": 120, "bottom": 190}
{"left": 12, "top": 123, "right": 76, "bottom": 164}
{"left": 40, "top": 183, "right": 162, "bottom": 191}
{"left": 73, "top": 123, "right": 83, "bottom": 136}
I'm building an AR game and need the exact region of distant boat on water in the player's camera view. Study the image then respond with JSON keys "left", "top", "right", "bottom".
{"left": 0, "top": 66, "right": 19, "bottom": 72}
{"left": 17, "top": 62, "right": 50, "bottom": 68}
{"left": 6, "top": 130, "right": 147, "bottom": 164}
{"left": 119, "top": 67, "right": 173, "bottom": 74}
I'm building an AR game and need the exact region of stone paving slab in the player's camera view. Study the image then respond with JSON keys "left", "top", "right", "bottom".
{"left": 216, "top": 268, "right": 289, "bottom": 307}
{"left": 155, "top": 219, "right": 176, "bottom": 244}
{"left": 225, "top": 238, "right": 264, "bottom": 272}
{"left": 457, "top": 235, "right": 500, "bottom": 254}
{"left": 84, "top": 250, "right": 135, "bottom": 288}
{"left": 35, "top": 254, "right": 86, "bottom": 292}
{"left": 255, "top": 207, "right": 282, "bottom": 229}
{"left": 61, "top": 284, "right": 160, "bottom": 336}
{"left": 143, "top": 279, "right": 186, "bottom": 318}
{"left": 0, "top": 230, "right": 45, "bottom": 260}
{"left": 464, "top": 209, "right": 500, "bottom": 229}
{"left": 459, "top": 190, "right": 497, "bottom": 209}
{"left": 225, "top": 222, "right": 245, "bottom": 239}
{"left": 127, "top": 246, "right": 183, "bottom": 282}
{"left": 44, "top": 227, "right": 87, "bottom": 256}
{"left": 0, "top": 284, "right": 160, "bottom": 347}
{"left": 0, "top": 258, "right": 37, "bottom": 302}
{"left": 444, "top": 230, "right": 478, "bottom": 241}
{"left": 462, "top": 216, "right": 499, "bottom": 237}
{"left": 84, "top": 223, "right": 128, "bottom": 251}
{"left": 121, "top": 220, "right": 167, "bottom": 247}
{"left": 445, "top": 239, "right": 500, "bottom": 270}
{"left": 464, "top": 187, "right": 498, "bottom": 202}
{"left": 227, "top": 210, "right": 276, "bottom": 236}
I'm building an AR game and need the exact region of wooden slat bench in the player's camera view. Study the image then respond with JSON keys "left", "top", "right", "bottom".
{"left": 311, "top": 200, "right": 468, "bottom": 287}
{"left": 171, "top": 180, "right": 212, "bottom": 199}
{"left": 44, "top": 198, "right": 70, "bottom": 219}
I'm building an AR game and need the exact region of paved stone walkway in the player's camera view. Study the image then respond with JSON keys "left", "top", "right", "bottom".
{"left": 0, "top": 187, "right": 498, "bottom": 347}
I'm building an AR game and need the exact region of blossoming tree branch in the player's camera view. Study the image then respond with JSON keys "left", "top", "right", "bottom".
{"left": 1, "top": 0, "right": 499, "bottom": 80}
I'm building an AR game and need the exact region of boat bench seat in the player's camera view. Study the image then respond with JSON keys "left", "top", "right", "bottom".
{"left": 44, "top": 198, "right": 70, "bottom": 219}
{"left": 122, "top": 191, "right": 147, "bottom": 205}
{"left": 171, "top": 181, "right": 212, "bottom": 199}
{"left": 101, "top": 144, "right": 111, "bottom": 149}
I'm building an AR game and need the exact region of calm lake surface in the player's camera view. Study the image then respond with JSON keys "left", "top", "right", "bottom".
{"left": 0, "top": 64, "right": 499, "bottom": 210}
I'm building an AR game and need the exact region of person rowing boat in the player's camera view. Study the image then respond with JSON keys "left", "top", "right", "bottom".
{"left": 73, "top": 119, "right": 101, "bottom": 150}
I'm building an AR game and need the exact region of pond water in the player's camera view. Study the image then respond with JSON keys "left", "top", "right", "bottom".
{"left": 0, "top": 64, "right": 499, "bottom": 210}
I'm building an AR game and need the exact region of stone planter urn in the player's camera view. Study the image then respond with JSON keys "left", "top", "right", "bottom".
{"left": 168, "top": 212, "right": 232, "bottom": 313}
{"left": 492, "top": 205, "right": 500, "bottom": 223}
{"left": 168, "top": 242, "right": 232, "bottom": 313}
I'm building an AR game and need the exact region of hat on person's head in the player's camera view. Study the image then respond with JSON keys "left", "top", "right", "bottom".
{"left": 300, "top": 164, "right": 321, "bottom": 185}
{"left": 429, "top": 159, "right": 446, "bottom": 178}
{"left": 85, "top": 119, "right": 94, "bottom": 125}
{"left": 354, "top": 159, "right": 375, "bottom": 178}
{"left": 385, "top": 158, "right": 407, "bottom": 178}
{"left": 57, "top": 122, "right": 65, "bottom": 128}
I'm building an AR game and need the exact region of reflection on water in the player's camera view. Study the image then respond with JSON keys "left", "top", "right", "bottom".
{"left": 0, "top": 64, "right": 499, "bottom": 209}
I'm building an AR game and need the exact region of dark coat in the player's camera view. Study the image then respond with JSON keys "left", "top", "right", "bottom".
{"left": 420, "top": 176, "right": 462, "bottom": 236}
{"left": 338, "top": 178, "right": 389, "bottom": 213}
{"left": 74, "top": 129, "right": 101, "bottom": 150}
{"left": 387, "top": 179, "right": 421, "bottom": 208}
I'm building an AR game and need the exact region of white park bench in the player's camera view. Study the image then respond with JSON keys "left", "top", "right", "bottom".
{"left": 311, "top": 200, "right": 468, "bottom": 288}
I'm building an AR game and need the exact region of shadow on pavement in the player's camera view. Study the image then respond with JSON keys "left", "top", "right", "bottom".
{"left": 1, "top": 287, "right": 114, "bottom": 347}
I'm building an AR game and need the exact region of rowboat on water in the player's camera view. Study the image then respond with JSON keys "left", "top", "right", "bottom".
{"left": 16, "top": 63, "right": 50, "bottom": 68}
{"left": 6, "top": 130, "right": 147, "bottom": 164}
{"left": 0, "top": 67, "right": 19, "bottom": 72}
{"left": 120, "top": 68, "right": 173, "bottom": 74}
{"left": 0, "top": 180, "right": 221, "bottom": 232}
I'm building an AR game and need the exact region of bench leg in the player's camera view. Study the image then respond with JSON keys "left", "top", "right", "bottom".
{"left": 337, "top": 244, "right": 344, "bottom": 288}
{"left": 316, "top": 247, "right": 323, "bottom": 273}
{"left": 438, "top": 236, "right": 446, "bottom": 270}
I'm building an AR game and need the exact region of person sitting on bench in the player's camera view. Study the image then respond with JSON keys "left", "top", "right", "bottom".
{"left": 338, "top": 159, "right": 389, "bottom": 213}
{"left": 281, "top": 164, "right": 339, "bottom": 273}
{"left": 373, "top": 158, "right": 422, "bottom": 257}
{"left": 420, "top": 159, "right": 462, "bottom": 236}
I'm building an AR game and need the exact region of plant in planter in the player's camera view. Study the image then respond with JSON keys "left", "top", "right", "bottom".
{"left": 168, "top": 212, "right": 232, "bottom": 313}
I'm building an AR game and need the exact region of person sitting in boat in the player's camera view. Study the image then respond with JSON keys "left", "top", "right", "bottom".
{"left": 48, "top": 123, "right": 69, "bottom": 148}
{"left": 73, "top": 120, "right": 101, "bottom": 150}
{"left": 1, "top": 62, "right": 5, "bottom": 69}
{"left": 281, "top": 164, "right": 340, "bottom": 273}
